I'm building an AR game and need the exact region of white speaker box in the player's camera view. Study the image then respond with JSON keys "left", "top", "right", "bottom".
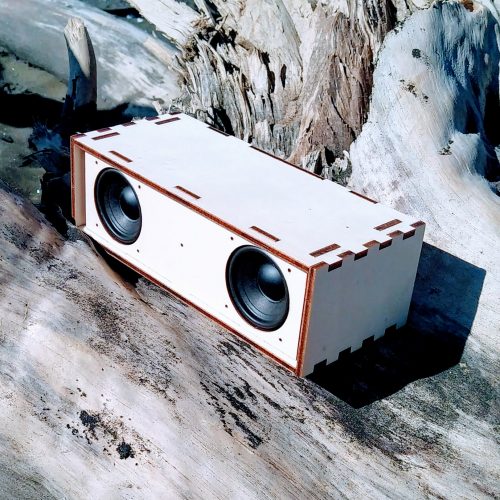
{"left": 70, "top": 113, "right": 425, "bottom": 376}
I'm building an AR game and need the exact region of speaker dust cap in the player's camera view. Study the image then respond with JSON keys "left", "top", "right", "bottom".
{"left": 95, "top": 168, "right": 142, "bottom": 244}
{"left": 226, "top": 246, "right": 289, "bottom": 331}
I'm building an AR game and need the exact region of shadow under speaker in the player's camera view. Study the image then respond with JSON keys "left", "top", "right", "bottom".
{"left": 71, "top": 113, "right": 425, "bottom": 376}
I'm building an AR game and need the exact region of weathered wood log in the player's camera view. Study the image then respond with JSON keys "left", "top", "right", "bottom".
{"left": 124, "top": 0, "right": 198, "bottom": 46}
{"left": 0, "top": 176, "right": 498, "bottom": 497}
{"left": 29, "top": 17, "right": 99, "bottom": 233}
{"left": 0, "top": 0, "right": 499, "bottom": 497}
{"left": 126, "top": 0, "right": 500, "bottom": 180}
{"left": 128, "top": 0, "right": 397, "bottom": 179}
{"left": 0, "top": 0, "right": 182, "bottom": 108}
{"left": 61, "top": 17, "right": 97, "bottom": 136}
{"left": 348, "top": 1, "right": 500, "bottom": 362}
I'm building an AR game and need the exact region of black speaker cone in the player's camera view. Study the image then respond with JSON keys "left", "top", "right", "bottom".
{"left": 95, "top": 168, "right": 142, "bottom": 244}
{"left": 226, "top": 246, "right": 289, "bottom": 331}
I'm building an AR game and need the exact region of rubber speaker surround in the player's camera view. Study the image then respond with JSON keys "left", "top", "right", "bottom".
{"left": 95, "top": 168, "right": 142, "bottom": 244}
{"left": 226, "top": 246, "right": 289, "bottom": 331}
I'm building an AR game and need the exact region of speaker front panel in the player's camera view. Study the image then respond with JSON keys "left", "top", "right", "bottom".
{"left": 83, "top": 154, "right": 307, "bottom": 369}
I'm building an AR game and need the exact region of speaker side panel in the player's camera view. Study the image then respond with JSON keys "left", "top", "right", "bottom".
{"left": 83, "top": 154, "right": 307, "bottom": 370}
{"left": 70, "top": 142, "right": 86, "bottom": 227}
{"left": 300, "top": 227, "right": 425, "bottom": 376}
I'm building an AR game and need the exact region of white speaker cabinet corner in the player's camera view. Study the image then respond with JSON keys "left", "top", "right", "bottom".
{"left": 70, "top": 113, "right": 425, "bottom": 377}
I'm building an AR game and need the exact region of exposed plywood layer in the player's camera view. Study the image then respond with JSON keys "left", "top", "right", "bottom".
{"left": 73, "top": 114, "right": 422, "bottom": 268}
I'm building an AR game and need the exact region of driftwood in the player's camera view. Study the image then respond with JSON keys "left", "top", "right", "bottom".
{"left": 61, "top": 18, "right": 97, "bottom": 134}
{"left": 31, "top": 17, "right": 100, "bottom": 233}
{"left": 349, "top": 1, "right": 500, "bottom": 356}
{"left": 0, "top": 176, "right": 498, "bottom": 498}
{"left": 128, "top": 0, "right": 500, "bottom": 180}
{"left": 0, "top": 0, "right": 499, "bottom": 498}
{"left": 128, "top": 0, "right": 397, "bottom": 178}
{"left": 0, "top": 0, "right": 181, "bottom": 108}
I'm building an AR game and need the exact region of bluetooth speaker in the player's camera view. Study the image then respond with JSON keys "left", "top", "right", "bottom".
{"left": 70, "top": 113, "right": 425, "bottom": 376}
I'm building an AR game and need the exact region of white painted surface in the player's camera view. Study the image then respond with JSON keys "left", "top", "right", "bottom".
{"left": 302, "top": 226, "right": 425, "bottom": 375}
{"left": 74, "top": 114, "right": 425, "bottom": 374}
{"left": 84, "top": 156, "right": 307, "bottom": 368}
{"left": 74, "top": 113, "right": 422, "bottom": 269}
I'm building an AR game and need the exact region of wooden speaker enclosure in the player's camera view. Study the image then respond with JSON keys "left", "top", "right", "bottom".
{"left": 71, "top": 113, "right": 425, "bottom": 376}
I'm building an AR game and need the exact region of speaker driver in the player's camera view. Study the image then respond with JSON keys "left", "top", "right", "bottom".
{"left": 226, "top": 246, "right": 289, "bottom": 331}
{"left": 95, "top": 168, "right": 142, "bottom": 244}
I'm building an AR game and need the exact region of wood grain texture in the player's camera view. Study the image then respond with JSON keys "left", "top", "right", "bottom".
{"left": 128, "top": 0, "right": 396, "bottom": 179}
{"left": 63, "top": 17, "right": 97, "bottom": 116}
{"left": 126, "top": 0, "right": 500, "bottom": 183}
{"left": 0, "top": 0, "right": 181, "bottom": 109}
{"left": 0, "top": 176, "right": 498, "bottom": 498}
{"left": 349, "top": 1, "right": 500, "bottom": 369}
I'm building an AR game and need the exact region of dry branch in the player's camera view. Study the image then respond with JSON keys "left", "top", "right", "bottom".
{"left": 61, "top": 18, "right": 97, "bottom": 135}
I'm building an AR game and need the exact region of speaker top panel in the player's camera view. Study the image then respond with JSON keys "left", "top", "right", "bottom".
{"left": 72, "top": 113, "right": 424, "bottom": 271}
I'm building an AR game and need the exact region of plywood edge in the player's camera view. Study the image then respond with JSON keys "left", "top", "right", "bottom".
{"left": 76, "top": 141, "right": 311, "bottom": 273}
{"left": 295, "top": 261, "right": 328, "bottom": 376}
{"left": 324, "top": 219, "right": 425, "bottom": 272}
{"left": 249, "top": 144, "right": 324, "bottom": 180}
{"left": 98, "top": 243, "right": 297, "bottom": 375}
{"left": 70, "top": 136, "right": 87, "bottom": 227}
{"left": 349, "top": 190, "right": 378, "bottom": 204}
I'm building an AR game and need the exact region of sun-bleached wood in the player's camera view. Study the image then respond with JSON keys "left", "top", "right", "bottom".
{"left": 63, "top": 18, "right": 97, "bottom": 112}
{"left": 126, "top": 0, "right": 500, "bottom": 180}
{"left": 0, "top": 0, "right": 181, "bottom": 108}
{"left": 349, "top": 1, "right": 500, "bottom": 364}
{"left": 0, "top": 175, "right": 498, "bottom": 497}
{"left": 127, "top": 0, "right": 396, "bottom": 177}
{"left": 60, "top": 17, "right": 97, "bottom": 137}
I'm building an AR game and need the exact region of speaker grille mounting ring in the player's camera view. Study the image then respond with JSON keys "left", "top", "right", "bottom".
{"left": 226, "top": 246, "right": 289, "bottom": 331}
{"left": 95, "top": 168, "right": 142, "bottom": 245}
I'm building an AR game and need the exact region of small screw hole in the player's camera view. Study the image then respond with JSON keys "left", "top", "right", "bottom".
{"left": 180, "top": 243, "right": 184, "bottom": 247}
{"left": 136, "top": 249, "right": 140, "bottom": 253}
{"left": 279, "top": 338, "right": 283, "bottom": 342}
{"left": 230, "top": 237, "right": 234, "bottom": 241}
{"left": 225, "top": 304, "right": 228, "bottom": 308}
{"left": 95, "top": 223, "right": 98, "bottom": 227}
{"left": 287, "top": 268, "right": 291, "bottom": 273}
